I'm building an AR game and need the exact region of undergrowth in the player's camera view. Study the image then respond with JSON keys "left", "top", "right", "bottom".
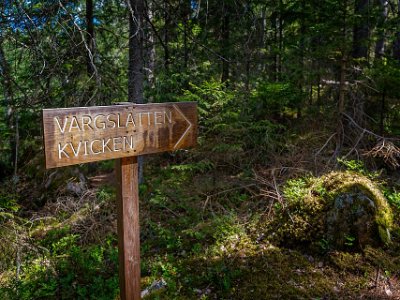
{"left": 1, "top": 87, "right": 400, "bottom": 299}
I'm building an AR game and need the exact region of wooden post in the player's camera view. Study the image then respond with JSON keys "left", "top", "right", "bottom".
{"left": 116, "top": 156, "right": 141, "bottom": 300}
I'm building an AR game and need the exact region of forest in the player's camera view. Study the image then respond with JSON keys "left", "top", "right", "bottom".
{"left": 1, "top": 0, "right": 400, "bottom": 299}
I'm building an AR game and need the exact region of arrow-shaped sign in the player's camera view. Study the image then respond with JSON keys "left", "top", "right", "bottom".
{"left": 173, "top": 104, "right": 193, "bottom": 150}
{"left": 42, "top": 102, "right": 198, "bottom": 169}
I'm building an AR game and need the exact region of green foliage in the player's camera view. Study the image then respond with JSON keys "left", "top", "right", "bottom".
{"left": 1, "top": 231, "right": 119, "bottom": 299}
{"left": 0, "top": 191, "right": 20, "bottom": 214}
{"left": 96, "top": 186, "right": 115, "bottom": 202}
{"left": 384, "top": 190, "right": 400, "bottom": 210}
{"left": 180, "top": 79, "right": 236, "bottom": 128}
{"left": 251, "top": 82, "right": 306, "bottom": 120}
{"left": 337, "top": 158, "right": 366, "bottom": 173}
{"left": 170, "top": 160, "right": 214, "bottom": 174}
{"left": 283, "top": 177, "right": 309, "bottom": 204}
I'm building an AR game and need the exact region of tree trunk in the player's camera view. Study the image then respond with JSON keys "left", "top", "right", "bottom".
{"left": 128, "top": 0, "right": 145, "bottom": 182}
{"left": 85, "top": 0, "right": 99, "bottom": 106}
{"left": 352, "top": 0, "right": 369, "bottom": 61}
{"left": 335, "top": 0, "right": 348, "bottom": 156}
{"left": 269, "top": 12, "right": 278, "bottom": 81}
{"left": 128, "top": 0, "right": 144, "bottom": 103}
{"left": 86, "top": 0, "right": 94, "bottom": 75}
{"left": 163, "top": 0, "right": 170, "bottom": 70}
{"left": 146, "top": 0, "right": 156, "bottom": 100}
{"left": 182, "top": 0, "right": 190, "bottom": 70}
{"left": 297, "top": 0, "right": 306, "bottom": 118}
{"left": 336, "top": 58, "right": 347, "bottom": 155}
{"left": 278, "top": 0, "right": 283, "bottom": 79}
{"left": 393, "top": 0, "right": 400, "bottom": 61}
{"left": 221, "top": 3, "right": 230, "bottom": 83}
{"left": 352, "top": 0, "right": 370, "bottom": 126}
{"left": 375, "top": 0, "right": 388, "bottom": 59}
{"left": 0, "top": 35, "right": 17, "bottom": 176}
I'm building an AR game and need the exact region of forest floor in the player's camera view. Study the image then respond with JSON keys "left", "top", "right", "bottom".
{"left": 1, "top": 113, "right": 400, "bottom": 299}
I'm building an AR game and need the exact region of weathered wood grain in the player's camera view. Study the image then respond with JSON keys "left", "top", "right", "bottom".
{"left": 42, "top": 102, "right": 197, "bottom": 169}
{"left": 116, "top": 156, "right": 141, "bottom": 300}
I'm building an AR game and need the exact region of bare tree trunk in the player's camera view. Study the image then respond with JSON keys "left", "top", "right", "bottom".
{"left": 297, "top": 0, "right": 306, "bottom": 118}
{"left": 278, "top": 0, "right": 283, "bottom": 80}
{"left": 145, "top": 0, "right": 156, "bottom": 101}
{"left": 393, "top": 0, "right": 400, "bottom": 61}
{"left": 86, "top": 0, "right": 100, "bottom": 106}
{"left": 163, "top": 0, "right": 170, "bottom": 70}
{"left": 221, "top": 3, "right": 230, "bottom": 83}
{"left": 375, "top": 0, "right": 388, "bottom": 59}
{"left": 335, "top": 0, "right": 348, "bottom": 156}
{"left": 128, "top": 0, "right": 144, "bottom": 103}
{"left": 128, "top": 0, "right": 145, "bottom": 182}
{"left": 0, "top": 35, "right": 17, "bottom": 177}
{"left": 269, "top": 12, "right": 278, "bottom": 81}
{"left": 336, "top": 57, "right": 347, "bottom": 155}
{"left": 352, "top": 0, "right": 370, "bottom": 126}
{"left": 86, "top": 0, "right": 94, "bottom": 75}
{"left": 375, "top": 0, "right": 389, "bottom": 135}
{"left": 182, "top": 0, "right": 190, "bottom": 70}
{"left": 352, "top": 0, "right": 369, "bottom": 60}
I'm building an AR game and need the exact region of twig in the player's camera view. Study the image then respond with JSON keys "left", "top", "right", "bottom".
{"left": 342, "top": 113, "right": 399, "bottom": 141}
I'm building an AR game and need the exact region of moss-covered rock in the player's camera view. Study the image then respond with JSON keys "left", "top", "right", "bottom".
{"left": 273, "top": 171, "right": 394, "bottom": 250}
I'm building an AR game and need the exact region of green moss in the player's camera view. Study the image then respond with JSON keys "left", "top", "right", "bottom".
{"left": 275, "top": 171, "right": 394, "bottom": 248}
{"left": 323, "top": 171, "right": 393, "bottom": 245}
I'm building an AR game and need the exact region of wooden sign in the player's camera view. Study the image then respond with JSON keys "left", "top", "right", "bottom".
{"left": 42, "top": 101, "right": 197, "bottom": 300}
{"left": 42, "top": 102, "right": 197, "bottom": 168}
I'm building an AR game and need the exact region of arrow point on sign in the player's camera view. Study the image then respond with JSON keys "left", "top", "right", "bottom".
{"left": 173, "top": 104, "right": 192, "bottom": 150}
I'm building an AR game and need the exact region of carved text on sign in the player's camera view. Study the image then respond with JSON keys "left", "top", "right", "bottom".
{"left": 42, "top": 102, "right": 197, "bottom": 168}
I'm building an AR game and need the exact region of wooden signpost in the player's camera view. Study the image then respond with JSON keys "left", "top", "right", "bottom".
{"left": 42, "top": 102, "right": 197, "bottom": 299}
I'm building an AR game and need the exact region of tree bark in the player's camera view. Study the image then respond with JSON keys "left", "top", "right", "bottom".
{"left": 128, "top": 0, "right": 144, "bottom": 104}
{"left": 221, "top": 3, "right": 230, "bottom": 83}
{"left": 352, "top": 0, "right": 369, "bottom": 61}
{"left": 163, "top": 0, "right": 170, "bottom": 70}
{"left": 0, "top": 35, "right": 17, "bottom": 176}
{"left": 182, "top": 0, "right": 190, "bottom": 70}
{"left": 393, "top": 0, "right": 400, "bottom": 61}
{"left": 352, "top": 0, "right": 370, "bottom": 126}
{"left": 128, "top": 0, "right": 145, "bottom": 182}
{"left": 375, "top": 0, "right": 388, "bottom": 59}
{"left": 335, "top": 0, "right": 348, "bottom": 155}
{"left": 86, "top": 0, "right": 94, "bottom": 75}
{"left": 144, "top": 0, "right": 155, "bottom": 101}
{"left": 278, "top": 0, "right": 283, "bottom": 79}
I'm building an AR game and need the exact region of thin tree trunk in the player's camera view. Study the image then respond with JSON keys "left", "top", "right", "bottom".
{"left": 86, "top": 0, "right": 99, "bottom": 106}
{"left": 335, "top": 0, "right": 348, "bottom": 156}
{"left": 269, "top": 12, "right": 278, "bottom": 81}
{"left": 163, "top": 0, "right": 169, "bottom": 70}
{"left": 352, "top": 0, "right": 370, "bottom": 126}
{"left": 183, "top": 1, "right": 189, "bottom": 70}
{"left": 146, "top": 0, "right": 156, "bottom": 100}
{"left": 86, "top": 0, "right": 94, "bottom": 75}
{"left": 375, "top": 0, "right": 388, "bottom": 59}
{"left": 297, "top": 0, "right": 306, "bottom": 118}
{"left": 0, "top": 35, "right": 16, "bottom": 176}
{"left": 336, "top": 57, "right": 347, "bottom": 155}
{"left": 278, "top": 0, "right": 283, "bottom": 80}
{"left": 221, "top": 4, "right": 230, "bottom": 83}
{"left": 380, "top": 90, "right": 386, "bottom": 135}
{"left": 393, "top": 0, "right": 400, "bottom": 61}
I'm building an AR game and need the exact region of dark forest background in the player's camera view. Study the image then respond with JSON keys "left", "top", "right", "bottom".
{"left": 1, "top": 0, "right": 400, "bottom": 299}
